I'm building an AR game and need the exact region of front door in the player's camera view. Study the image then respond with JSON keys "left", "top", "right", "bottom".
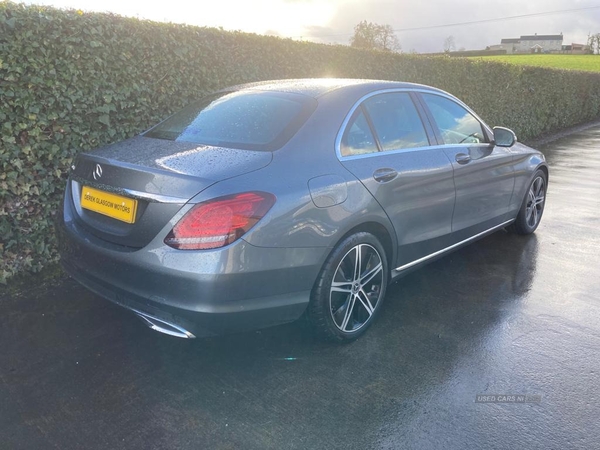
{"left": 419, "top": 93, "right": 515, "bottom": 239}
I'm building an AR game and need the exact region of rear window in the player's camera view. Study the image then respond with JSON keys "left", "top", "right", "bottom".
{"left": 144, "top": 90, "right": 317, "bottom": 151}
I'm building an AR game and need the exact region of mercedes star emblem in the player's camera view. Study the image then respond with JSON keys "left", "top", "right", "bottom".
{"left": 93, "top": 163, "right": 103, "bottom": 180}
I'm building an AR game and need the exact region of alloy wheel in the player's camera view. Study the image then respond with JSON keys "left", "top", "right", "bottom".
{"left": 526, "top": 176, "right": 545, "bottom": 228}
{"left": 329, "top": 243, "right": 384, "bottom": 333}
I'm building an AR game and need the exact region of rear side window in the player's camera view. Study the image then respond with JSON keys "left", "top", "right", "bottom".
{"left": 363, "top": 93, "right": 429, "bottom": 151}
{"left": 145, "top": 91, "right": 317, "bottom": 151}
{"left": 421, "top": 94, "right": 487, "bottom": 145}
{"left": 340, "top": 109, "right": 379, "bottom": 157}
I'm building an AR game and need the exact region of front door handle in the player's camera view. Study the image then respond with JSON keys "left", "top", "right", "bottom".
{"left": 373, "top": 168, "right": 398, "bottom": 183}
{"left": 455, "top": 153, "right": 471, "bottom": 164}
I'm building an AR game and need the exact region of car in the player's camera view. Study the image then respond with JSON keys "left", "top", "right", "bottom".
{"left": 57, "top": 78, "right": 548, "bottom": 341}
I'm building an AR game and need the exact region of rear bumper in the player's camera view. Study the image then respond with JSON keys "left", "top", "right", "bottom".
{"left": 57, "top": 205, "right": 327, "bottom": 338}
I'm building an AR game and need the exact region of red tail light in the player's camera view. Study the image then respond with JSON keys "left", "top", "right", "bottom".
{"left": 164, "top": 192, "right": 275, "bottom": 250}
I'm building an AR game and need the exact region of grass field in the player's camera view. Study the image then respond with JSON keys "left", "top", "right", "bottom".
{"left": 472, "top": 55, "right": 600, "bottom": 72}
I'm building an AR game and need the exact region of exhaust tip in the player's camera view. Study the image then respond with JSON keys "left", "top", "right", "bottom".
{"left": 134, "top": 311, "right": 196, "bottom": 339}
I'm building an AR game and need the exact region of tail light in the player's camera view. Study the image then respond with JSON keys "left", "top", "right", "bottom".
{"left": 164, "top": 192, "right": 275, "bottom": 250}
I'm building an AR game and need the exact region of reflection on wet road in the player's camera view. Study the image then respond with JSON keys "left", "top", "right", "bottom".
{"left": 2, "top": 128, "right": 600, "bottom": 449}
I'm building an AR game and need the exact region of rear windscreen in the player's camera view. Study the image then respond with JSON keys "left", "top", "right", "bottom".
{"left": 144, "top": 90, "right": 317, "bottom": 151}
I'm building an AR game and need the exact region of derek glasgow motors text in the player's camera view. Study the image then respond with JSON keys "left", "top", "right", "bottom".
{"left": 84, "top": 193, "right": 132, "bottom": 214}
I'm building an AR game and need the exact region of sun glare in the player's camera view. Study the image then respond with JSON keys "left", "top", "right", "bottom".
{"left": 25, "top": 0, "right": 338, "bottom": 39}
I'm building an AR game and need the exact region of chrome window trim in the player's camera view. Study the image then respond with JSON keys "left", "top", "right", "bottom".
{"left": 340, "top": 142, "right": 493, "bottom": 161}
{"left": 435, "top": 143, "right": 492, "bottom": 149}
{"left": 335, "top": 88, "right": 493, "bottom": 161}
{"left": 340, "top": 144, "right": 440, "bottom": 161}
{"left": 391, "top": 219, "right": 514, "bottom": 276}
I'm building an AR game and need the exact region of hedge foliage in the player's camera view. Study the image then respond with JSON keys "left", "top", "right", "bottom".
{"left": 2, "top": 1, "right": 600, "bottom": 282}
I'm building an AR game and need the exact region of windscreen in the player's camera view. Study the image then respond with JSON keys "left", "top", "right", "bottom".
{"left": 144, "top": 90, "right": 317, "bottom": 151}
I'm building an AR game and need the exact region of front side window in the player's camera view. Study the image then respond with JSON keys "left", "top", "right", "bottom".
{"left": 421, "top": 94, "right": 487, "bottom": 145}
{"left": 363, "top": 93, "right": 429, "bottom": 151}
{"left": 145, "top": 91, "right": 316, "bottom": 151}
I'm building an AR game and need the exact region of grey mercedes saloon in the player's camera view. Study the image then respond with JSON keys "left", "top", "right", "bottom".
{"left": 57, "top": 79, "right": 548, "bottom": 341}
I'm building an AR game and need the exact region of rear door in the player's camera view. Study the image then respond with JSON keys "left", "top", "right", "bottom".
{"left": 338, "top": 91, "right": 456, "bottom": 268}
{"left": 418, "top": 93, "right": 515, "bottom": 239}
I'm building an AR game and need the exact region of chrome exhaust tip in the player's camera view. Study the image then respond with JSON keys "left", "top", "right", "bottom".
{"left": 134, "top": 311, "right": 196, "bottom": 339}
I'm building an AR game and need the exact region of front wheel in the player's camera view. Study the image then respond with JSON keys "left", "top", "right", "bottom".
{"left": 507, "top": 169, "right": 547, "bottom": 235}
{"left": 308, "top": 232, "right": 388, "bottom": 342}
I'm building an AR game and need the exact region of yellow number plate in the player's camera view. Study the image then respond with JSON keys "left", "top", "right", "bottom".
{"left": 81, "top": 186, "right": 138, "bottom": 224}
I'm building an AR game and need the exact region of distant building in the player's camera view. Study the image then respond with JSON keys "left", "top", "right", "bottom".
{"left": 519, "top": 34, "right": 563, "bottom": 53}
{"left": 499, "top": 34, "right": 564, "bottom": 54}
{"left": 500, "top": 38, "right": 520, "bottom": 54}
{"left": 562, "top": 43, "right": 590, "bottom": 54}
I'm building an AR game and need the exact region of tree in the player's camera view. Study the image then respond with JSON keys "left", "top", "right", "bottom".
{"left": 443, "top": 35, "right": 456, "bottom": 53}
{"left": 378, "top": 24, "right": 401, "bottom": 52}
{"left": 587, "top": 33, "right": 600, "bottom": 54}
{"left": 350, "top": 21, "right": 401, "bottom": 52}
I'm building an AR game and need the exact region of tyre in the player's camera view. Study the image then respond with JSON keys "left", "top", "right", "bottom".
{"left": 308, "top": 232, "right": 388, "bottom": 342}
{"left": 507, "top": 169, "right": 547, "bottom": 235}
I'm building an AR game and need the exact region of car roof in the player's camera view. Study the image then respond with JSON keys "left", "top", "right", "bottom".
{"left": 222, "top": 78, "right": 443, "bottom": 99}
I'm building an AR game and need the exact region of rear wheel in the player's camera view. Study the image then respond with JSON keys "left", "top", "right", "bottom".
{"left": 507, "top": 169, "right": 547, "bottom": 235}
{"left": 308, "top": 232, "right": 388, "bottom": 342}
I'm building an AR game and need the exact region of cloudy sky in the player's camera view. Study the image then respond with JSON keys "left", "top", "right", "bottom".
{"left": 24, "top": 0, "right": 600, "bottom": 53}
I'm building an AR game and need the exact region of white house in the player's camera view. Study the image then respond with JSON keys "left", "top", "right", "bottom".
{"left": 518, "top": 34, "right": 563, "bottom": 53}
{"left": 499, "top": 34, "right": 563, "bottom": 54}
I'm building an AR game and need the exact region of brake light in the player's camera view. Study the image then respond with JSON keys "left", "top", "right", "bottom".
{"left": 164, "top": 192, "right": 275, "bottom": 250}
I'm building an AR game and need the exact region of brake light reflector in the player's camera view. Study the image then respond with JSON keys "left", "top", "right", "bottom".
{"left": 164, "top": 192, "right": 275, "bottom": 250}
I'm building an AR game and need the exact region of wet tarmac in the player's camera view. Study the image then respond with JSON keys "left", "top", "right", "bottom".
{"left": 2, "top": 127, "right": 600, "bottom": 449}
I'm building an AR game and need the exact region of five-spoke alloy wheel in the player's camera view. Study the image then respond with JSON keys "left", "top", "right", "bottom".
{"left": 330, "top": 243, "right": 384, "bottom": 332}
{"left": 309, "top": 232, "right": 388, "bottom": 341}
{"left": 525, "top": 176, "right": 545, "bottom": 229}
{"left": 508, "top": 169, "right": 547, "bottom": 235}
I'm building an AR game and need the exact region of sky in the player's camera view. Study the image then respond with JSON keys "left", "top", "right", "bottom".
{"left": 23, "top": 0, "right": 600, "bottom": 53}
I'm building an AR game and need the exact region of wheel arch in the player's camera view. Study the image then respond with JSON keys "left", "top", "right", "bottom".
{"left": 537, "top": 163, "right": 549, "bottom": 182}
{"left": 333, "top": 221, "right": 396, "bottom": 275}
{"left": 512, "top": 160, "right": 549, "bottom": 211}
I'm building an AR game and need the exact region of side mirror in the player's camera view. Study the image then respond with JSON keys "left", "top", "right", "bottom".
{"left": 493, "top": 127, "right": 517, "bottom": 147}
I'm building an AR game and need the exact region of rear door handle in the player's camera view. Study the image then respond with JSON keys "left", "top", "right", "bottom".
{"left": 455, "top": 153, "right": 471, "bottom": 164}
{"left": 373, "top": 168, "right": 398, "bottom": 183}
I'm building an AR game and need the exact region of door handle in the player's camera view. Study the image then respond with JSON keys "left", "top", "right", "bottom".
{"left": 455, "top": 153, "right": 471, "bottom": 164}
{"left": 373, "top": 168, "right": 398, "bottom": 183}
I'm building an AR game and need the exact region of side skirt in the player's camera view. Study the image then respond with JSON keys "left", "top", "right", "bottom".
{"left": 390, "top": 219, "right": 515, "bottom": 280}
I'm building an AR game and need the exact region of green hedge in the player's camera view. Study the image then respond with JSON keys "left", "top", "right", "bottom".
{"left": 2, "top": 1, "right": 600, "bottom": 282}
